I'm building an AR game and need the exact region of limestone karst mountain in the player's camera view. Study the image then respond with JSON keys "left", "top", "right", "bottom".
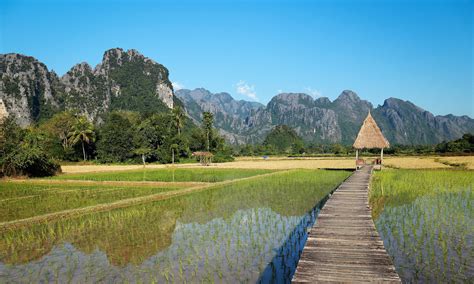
{"left": 179, "top": 88, "right": 474, "bottom": 145}
{"left": 0, "top": 48, "right": 174, "bottom": 125}
{"left": 1, "top": 49, "right": 473, "bottom": 145}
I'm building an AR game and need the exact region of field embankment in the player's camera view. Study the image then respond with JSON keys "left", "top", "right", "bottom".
{"left": 57, "top": 156, "right": 474, "bottom": 174}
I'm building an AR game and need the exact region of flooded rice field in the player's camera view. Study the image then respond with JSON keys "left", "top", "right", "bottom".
{"left": 371, "top": 170, "right": 473, "bottom": 283}
{"left": 0, "top": 170, "right": 349, "bottom": 283}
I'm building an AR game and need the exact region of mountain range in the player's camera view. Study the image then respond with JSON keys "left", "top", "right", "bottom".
{"left": 1, "top": 48, "right": 473, "bottom": 145}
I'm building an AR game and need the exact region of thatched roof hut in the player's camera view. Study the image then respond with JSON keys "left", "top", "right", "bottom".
{"left": 192, "top": 151, "right": 214, "bottom": 166}
{"left": 192, "top": 151, "right": 214, "bottom": 157}
{"left": 353, "top": 112, "right": 389, "bottom": 149}
{"left": 353, "top": 112, "right": 389, "bottom": 169}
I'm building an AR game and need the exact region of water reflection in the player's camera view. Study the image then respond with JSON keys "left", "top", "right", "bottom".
{"left": 1, "top": 207, "right": 320, "bottom": 283}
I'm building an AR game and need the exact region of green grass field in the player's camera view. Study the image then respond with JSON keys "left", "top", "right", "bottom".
{"left": 52, "top": 168, "right": 276, "bottom": 182}
{"left": 0, "top": 182, "right": 187, "bottom": 222}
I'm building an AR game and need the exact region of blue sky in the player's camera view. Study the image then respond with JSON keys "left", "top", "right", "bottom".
{"left": 1, "top": 0, "right": 472, "bottom": 116}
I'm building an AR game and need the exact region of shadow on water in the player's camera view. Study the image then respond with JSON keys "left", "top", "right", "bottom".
{"left": 258, "top": 189, "right": 335, "bottom": 283}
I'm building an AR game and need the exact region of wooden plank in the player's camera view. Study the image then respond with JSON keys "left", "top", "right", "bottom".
{"left": 292, "top": 166, "right": 401, "bottom": 283}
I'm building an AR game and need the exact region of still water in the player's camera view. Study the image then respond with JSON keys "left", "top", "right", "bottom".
{"left": 375, "top": 190, "right": 473, "bottom": 283}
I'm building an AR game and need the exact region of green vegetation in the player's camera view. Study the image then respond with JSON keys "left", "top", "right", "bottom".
{"left": 236, "top": 132, "right": 474, "bottom": 157}
{"left": 263, "top": 125, "right": 304, "bottom": 154}
{"left": 52, "top": 168, "right": 275, "bottom": 182}
{"left": 370, "top": 170, "right": 473, "bottom": 282}
{"left": 435, "top": 133, "right": 474, "bottom": 154}
{"left": 68, "top": 116, "right": 95, "bottom": 161}
{"left": 0, "top": 117, "right": 61, "bottom": 177}
{"left": 0, "top": 169, "right": 349, "bottom": 283}
{"left": 0, "top": 182, "right": 185, "bottom": 222}
{"left": 1, "top": 106, "right": 235, "bottom": 176}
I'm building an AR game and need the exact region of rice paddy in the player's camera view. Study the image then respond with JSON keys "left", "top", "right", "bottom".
{"left": 2, "top": 160, "right": 473, "bottom": 283}
{"left": 370, "top": 169, "right": 474, "bottom": 282}
{"left": 0, "top": 182, "right": 186, "bottom": 222}
{"left": 52, "top": 168, "right": 275, "bottom": 182}
{"left": 0, "top": 169, "right": 350, "bottom": 282}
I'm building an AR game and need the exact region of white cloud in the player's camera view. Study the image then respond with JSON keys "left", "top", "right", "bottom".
{"left": 235, "top": 80, "right": 259, "bottom": 101}
{"left": 172, "top": 81, "right": 185, "bottom": 91}
{"left": 304, "top": 87, "right": 322, "bottom": 98}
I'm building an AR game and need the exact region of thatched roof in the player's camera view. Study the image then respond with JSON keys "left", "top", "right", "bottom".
{"left": 353, "top": 112, "right": 390, "bottom": 149}
{"left": 192, "top": 151, "right": 214, "bottom": 157}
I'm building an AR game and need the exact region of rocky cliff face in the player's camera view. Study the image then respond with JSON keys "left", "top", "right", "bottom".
{"left": 176, "top": 88, "right": 264, "bottom": 143}
{"left": 0, "top": 53, "right": 62, "bottom": 125}
{"left": 179, "top": 88, "right": 474, "bottom": 145}
{"left": 0, "top": 48, "right": 174, "bottom": 125}
{"left": 372, "top": 98, "right": 474, "bottom": 145}
{"left": 2, "top": 49, "right": 472, "bottom": 145}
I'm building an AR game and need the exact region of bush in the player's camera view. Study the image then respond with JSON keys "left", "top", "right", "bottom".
{"left": 212, "top": 152, "right": 235, "bottom": 163}
{"left": 2, "top": 147, "right": 61, "bottom": 177}
{"left": 0, "top": 116, "right": 61, "bottom": 177}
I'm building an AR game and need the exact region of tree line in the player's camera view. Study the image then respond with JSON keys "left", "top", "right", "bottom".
{"left": 0, "top": 107, "right": 233, "bottom": 177}
{"left": 234, "top": 125, "right": 474, "bottom": 157}
{"left": 1, "top": 114, "right": 472, "bottom": 177}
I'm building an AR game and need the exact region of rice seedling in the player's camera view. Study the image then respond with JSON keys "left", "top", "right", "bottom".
{"left": 0, "top": 182, "right": 186, "bottom": 222}
{"left": 0, "top": 169, "right": 349, "bottom": 283}
{"left": 371, "top": 169, "right": 473, "bottom": 282}
{"left": 51, "top": 168, "right": 276, "bottom": 182}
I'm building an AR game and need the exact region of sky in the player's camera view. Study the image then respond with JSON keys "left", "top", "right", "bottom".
{"left": 1, "top": 0, "right": 473, "bottom": 116}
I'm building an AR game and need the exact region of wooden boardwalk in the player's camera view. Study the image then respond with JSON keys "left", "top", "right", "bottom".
{"left": 292, "top": 166, "right": 401, "bottom": 283}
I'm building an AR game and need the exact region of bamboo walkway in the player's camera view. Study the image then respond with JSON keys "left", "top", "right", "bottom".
{"left": 292, "top": 166, "right": 401, "bottom": 283}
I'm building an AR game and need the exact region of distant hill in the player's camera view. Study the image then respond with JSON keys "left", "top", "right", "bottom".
{"left": 262, "top": 125, "right": 304, "bottom": 152}
{"left": 179, "top": 88, "right": 474, "bottom": 145}
{"left": 1, "top": 48, "right": 473, "bottom": 145}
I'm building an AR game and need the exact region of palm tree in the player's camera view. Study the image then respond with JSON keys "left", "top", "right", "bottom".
{"left": 202, "top": 112, "right": 214, "bottom": 151}
{"left": 68, "top": 116, "right": 95, "bottom": 161}
{"left": 172, "top": 106, "right": 186, "bottom": 136}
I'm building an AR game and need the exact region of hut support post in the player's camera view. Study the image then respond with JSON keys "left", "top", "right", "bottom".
{"left": 380, "top": 148, "right": 384, "bottom": 166}
{"left": 356, "top": 149, "right": 359, "bottom": 161}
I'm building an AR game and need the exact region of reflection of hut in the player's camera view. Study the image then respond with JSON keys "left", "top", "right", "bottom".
{"left": 192, "top": 151, "right": 214, "bottom": 166}
{"left": 353, "top": 112, "right": 390, "bottom": 170}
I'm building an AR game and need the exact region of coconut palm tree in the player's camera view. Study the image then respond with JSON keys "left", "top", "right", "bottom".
{"left": 202, "top": 112, "right": 214, "bottom": 151}
{"left": 68, "top": 116, "right": 95, "bottom": 161}
{"left": 172, "top": 106, "right": 186, "bottom": 136}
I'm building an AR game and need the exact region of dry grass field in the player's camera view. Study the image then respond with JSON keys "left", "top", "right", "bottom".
{"left": 59, "top": 156, "right": 473, "bottom": 174}
{"left": 383, "top": 157, "right": 451, "bottom": 169}
{"left": 436, "top": 156, "right": 474, "bottom": 169}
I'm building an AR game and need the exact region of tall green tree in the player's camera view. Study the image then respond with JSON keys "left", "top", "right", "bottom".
{"left": 39, "top": 111, "right": 77, "bottom": 160}
{"left": 202, "top": 112, "right": 214, "bottom": 151}
{"left": 172, "top": 106, "right": 186, "bottom": 136}
{"left": 68, "top": 116, "right": 95, "bottom": 161}
{"left": 97, "top": 112, "right": 135, "bottom": 162}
